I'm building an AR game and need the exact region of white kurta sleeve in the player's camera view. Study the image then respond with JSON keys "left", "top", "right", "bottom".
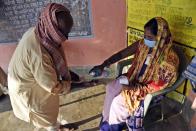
{"left": 29, "top": 46, "right": 58, "bottom": 93}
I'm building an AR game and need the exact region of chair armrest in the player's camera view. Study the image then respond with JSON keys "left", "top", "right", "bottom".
{"left": 150, "top": 75, "right": 186, "bottom": 97}
{"left": 144, "top": 94, "right": 153, "bottom": 117}
{"left": 116, "top": 58, "right": 133, "bottom": 76}
{"left": 144, "top": 75, "right": 185, "bottom": 117}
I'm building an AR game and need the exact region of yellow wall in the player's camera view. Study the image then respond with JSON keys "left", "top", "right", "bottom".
{"left": 127, "top": 0, "right": 196, "bottom": 48}
{"left": 127, "top": 0, "right": 196, "bottom": 97}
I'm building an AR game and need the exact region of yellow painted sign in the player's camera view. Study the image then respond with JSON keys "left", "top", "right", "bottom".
{"left": 127, "top": 0, "right": 196, "bottom": 48}
{"left": 127, "top": 28, "right": 143, "bottom": 45}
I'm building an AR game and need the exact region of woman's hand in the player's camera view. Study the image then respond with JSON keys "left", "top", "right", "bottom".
{"left": 89, "top": 64, "right": 104, "bottom": 77}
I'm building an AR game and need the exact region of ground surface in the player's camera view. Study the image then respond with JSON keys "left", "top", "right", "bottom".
{"left": 0, "top": 82, "right": 194, "bottom": 131}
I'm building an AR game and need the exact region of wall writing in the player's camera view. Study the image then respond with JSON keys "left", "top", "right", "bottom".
{"left": 127, "top": 0, "right": 196, "bottom": 48}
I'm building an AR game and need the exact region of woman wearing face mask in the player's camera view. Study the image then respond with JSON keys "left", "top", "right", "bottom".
{"left": 89, "top": 17, "right": 179, "bottom": 131}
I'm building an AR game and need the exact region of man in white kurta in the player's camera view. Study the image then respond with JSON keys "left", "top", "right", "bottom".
{"left": 8, "top": 27, "right": 70, "bottom": 129}
{"left": 8, "top": 3, "right": 73, "bottom": 131}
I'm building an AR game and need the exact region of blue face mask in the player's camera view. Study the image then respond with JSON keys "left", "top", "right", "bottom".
{"left": 144, "top": 38, "right": 156, "bottom": 47}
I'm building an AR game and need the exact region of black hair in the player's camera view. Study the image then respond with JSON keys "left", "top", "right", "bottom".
{"left": 144, "top": 18, "right": 158, "bottom": 36}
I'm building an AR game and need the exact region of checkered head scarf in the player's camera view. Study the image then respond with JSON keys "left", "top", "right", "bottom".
{"left": 35, "top": 3, "right": 72, "bottom": 81}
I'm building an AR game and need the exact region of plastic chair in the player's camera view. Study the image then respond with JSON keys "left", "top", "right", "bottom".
{"left": 116, "top": 45, "right": 188, "bottom": 122}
